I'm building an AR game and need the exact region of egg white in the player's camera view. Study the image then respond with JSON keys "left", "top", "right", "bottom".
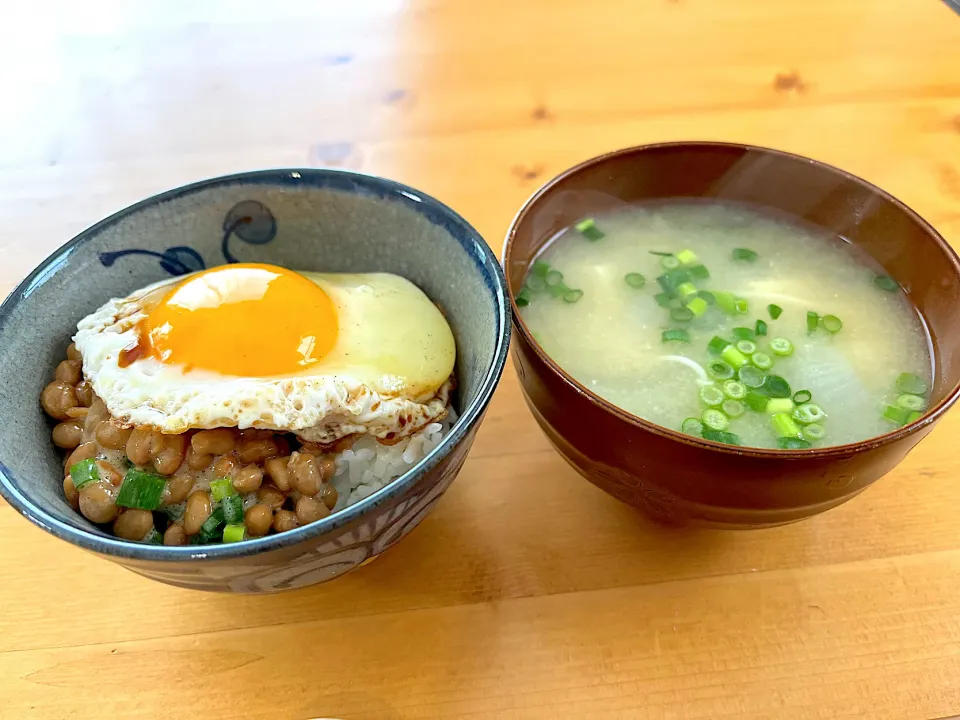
{"left": 74, "top": 270, "right": 456, "bottom": 443}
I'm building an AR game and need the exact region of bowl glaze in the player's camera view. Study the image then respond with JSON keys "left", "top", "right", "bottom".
{"left": 503, "top": 142, "right": 960, "bottom": 528}
{"left": 0, "top": 168, "right": 509, "bottom": 592}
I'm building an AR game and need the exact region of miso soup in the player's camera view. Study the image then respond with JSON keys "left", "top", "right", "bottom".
{"left": 517, "top": 201, "right": 933, "bottom": 449}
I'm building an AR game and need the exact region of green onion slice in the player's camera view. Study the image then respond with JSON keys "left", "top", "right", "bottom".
{"left": 883, "top": 405, "right": 911, "bottom": 425}
{"left": 116, "top": 469, "right": 166, "bottom": 511}
{"left": 686, "top": 297, "right": 709, "bottom": 317}
{"left": 768, "top": 304, "right": 783, "bottom": 320}
{"left": 222, "top": 494, "right": 245, "bottom": 525}
{"left": 708, "top": 336, "right": 731, "bottom": 356}
{"left": 732, "top": 327, "right": 755, "bottom": 341}
{"left": 707, "top": 360, "right": 735, "bottom": 381}
{"left": 721, "top": 399, "right": 745, "bottom": 418}
{"left": 721, "top": 345, "right": 749, "bottom": 369}
{"left": 649, "top": 250, "right": 674, "bottom": 257}
{"left": 760, "top": 374, "right": 791, "bottom": 398}
{"left": 701, "top": 408, "right": 730, "bottom": 431}
{"left": 515, "top": 289, "right": 531, "bottom": 307}
{"left": 661, "top": 328, "right": 690, "bottom": 343}
{"left": 563, "top": 289, "right": 583, "bottom": 303}
{"left": 821, "top": 314, "right": 843, "bottom": 333}
{"left": 792, "top": 389, "right": 812, "bottom": 404}
{"left": 681, "top": 417, "right": 704, "bottom": 435}
{"left": 143, "top": 528, "right": 163, "bottom": 545}
{"left": 793, "top": 403, "right": 826, "bottom": 424}
{"left": 735, "top": 340, "right": 757, "bottom": 356}
{"left": 699, "top": 385, "right": 726, "bottom": 407}
{"left": 697, "top": 290, "right": 716, "bottom": 305}
{"left": 675, "top": 249, "right": 698, "bottom": 266}
{"left": 766, "top": 398, "right": 795, "bottom": 415}
{"left": 545, "top": 270, "right": 564, "bottom": 287}
{"left": 625, "top": 272, "right": 646, "bottom": 289}
{"left": 806, "top": 311, "right": 820, "bottom": 334}
{"left": 688, "top": 264, "right": 710, "bottom": 280}
{"left": 777, "top": 437, "right": 812, "bottom": 450}
{"left": 769, "top": 338, "right": 794, "bottom": 357}
{"left": 209, "top": 477, "right": 237, "bottom": 502}
{"left": 737, "top": 365, "right": 765, "bottom": 388}
{"left": 547, "top": 282, "right": 572, "bottom": 299}
{"left": 751, "top": 352, "right": 773, "bottom": 370}
{"left": 222, "top": 523, "right": 247, "bottom": 543}
{"left": 734, "top": 298, "right": 749, "bottom": 314}
{"left": 745, "top": 391, "right": 770, "bottom": 412}
{"left": 714, "top": 291, "right": 738, "bottom": 314}
{"left": 199, "top": 506, "right": 226, "bottom": 541}
{"left": 654, "top": 292, "right": 674, "bottom": 308}
{"left": 70, "top": 458, "right": 100, "bottom": 490}
{"left": 907, "top": 411, "right": 923, "bottom": 424}
{"left": 772, "top": 412, "right": 803, "bottom": 439}
{"left": 732, "top": 248, "right": 758, "bottom": 262}
{"left": 723, "top": 380, "right": 747, "bottom": 399}
{"left": 575, "top": 218, "right": 604, "bottom": 241}
{"left": 874, "top": 275, "right": 899, "bottom": 292}
{"left": 670, "top": 307, "right": 694, "bottom": 322}
{"left": 896, "top": 393, "right": 926, "bottom": 412}
{"left": 677, "top": 282, "right": 698, "bottom": 300}
{"left": 802, "top": 423, "right": 826, "bottom": 441}
{"left": 527, "top": 274, "right": 546, "bottom": 291}
{"left": 531, "top": 260, "right": 550, "bottom": 278}
{"left": 702, "top": 429, "right": 742, "bottom": 445}
{"left": 896, "top": 372, "right": 928, "bottom": 396}
{"left": 755, "top": 319, "right": 768, "bottom": 337}
{"left": 661, "top": 255, "right": 681, "bottom": 270}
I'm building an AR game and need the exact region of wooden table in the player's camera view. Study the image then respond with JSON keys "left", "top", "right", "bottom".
{"left": 2, "top": 1, "right": 960, "bottom": 718}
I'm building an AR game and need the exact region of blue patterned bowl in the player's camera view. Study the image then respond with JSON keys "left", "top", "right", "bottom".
{"left": 0, "top": 169, "right": 509, "bottom": 592}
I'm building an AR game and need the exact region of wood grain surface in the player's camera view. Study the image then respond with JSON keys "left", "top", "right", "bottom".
{"left": 2, "top": 1, "right": 960, "bottom": 718}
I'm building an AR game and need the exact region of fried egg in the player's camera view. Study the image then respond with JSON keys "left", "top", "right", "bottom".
{"left": 74, "top": 264, "right": 456, "bottom": 443}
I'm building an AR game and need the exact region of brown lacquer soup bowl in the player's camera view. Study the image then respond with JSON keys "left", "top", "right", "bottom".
{"left": 503, "top": 142, "right": 960, "bottom": 528}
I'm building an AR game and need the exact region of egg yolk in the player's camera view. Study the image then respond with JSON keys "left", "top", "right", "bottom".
{"left": 141, "top": 263, "right": 338, "bottom": 377}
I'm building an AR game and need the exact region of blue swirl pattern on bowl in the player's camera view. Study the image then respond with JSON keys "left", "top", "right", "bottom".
{"left": 0, "top": 169, "right": 509, "bottom": 593}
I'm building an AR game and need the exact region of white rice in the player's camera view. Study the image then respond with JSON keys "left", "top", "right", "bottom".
{"left": 329, "top": 406, "right": 457, "bottom": 511}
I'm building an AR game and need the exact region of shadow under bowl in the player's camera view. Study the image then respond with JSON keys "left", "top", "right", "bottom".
{"left": 503, "top": 141, "right": 960, "bottom": 528}
{"left": 0, "top": 168, "right": 509, "bottom": 592}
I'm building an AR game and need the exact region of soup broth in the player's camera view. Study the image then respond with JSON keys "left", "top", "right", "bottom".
{"left": 518, "top": 201, "right": 933, "bottom": 449}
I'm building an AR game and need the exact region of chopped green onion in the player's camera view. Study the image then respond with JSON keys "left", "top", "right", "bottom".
{"left": 675, "top": 249, "right": 698, "bottom": 266}
{"left": 657, "top": 268, "right": 692, "bottom": 295}
{"left": 547, "top": 282, "right": 572, "bottom": 298}
{"left": 661, "top": 328, "right": 690, "bottom": 343}
{"left": 821, "top": 314, "right": 843, "bottom": 333}
{"left": 714, "top": 291, "right": 738, "bottom": 314}
{"left": 802, "top": 423, "right": 826, "bottom": 441}
{"left": 721, "top": 345, "right": 749, "bottom": 369}
{"left": 732, "top": 327, "right": 755, "bottom": 341}
{"left": 732, "top": 248, "right": 758, "bottom": 262}
{"left": 702, "top": 429, "right": 742, "bottom": 445}
{"left": 745, "top": 391, "right": 770, "bottom": 412}
{"left": 222, "top": 494, "right": 245, "bottom": 524}
{"left": 708, "top": 336, "right": 731, "bottom": 356}
{"left": 755, "top": 319, "right": 768, "bottom": 337}
{"left": 772, "top": 412, "right": 802, "bottom": 439}
{"left": 896, "top": 393, "right": 926, "bottom": 411}
{"left": 654, "top": 292, "right": 674, "bottom": 308}
{"left": 222, "top": 523, "right": 247, "bottom": 543}
{"left": 701, "top": 408, "right": 730, "bottom": 431}
{"left": 116, "top": 469, "right": 167, "bottom": 511}
{"left": 907, "top": 411, "right": 923, "bottom": 424}
{"left": 721, "top": 399, "right": 745, "bottom": 418}
{"left": 735, "top": 340, "right": 757, "bottom": 356}
{"left": 681, "top": 417, "right": 704, "bottom": 435}
{"left": 209, "top": 477, "right": 237, "bottom": 502}
{"left": 738, "top": 365, "right": 765, "bottom": 388}
{"left": 70, "top": 458, "right": 100, "bottom": 490}
{"left": 661, "top": 255, "right": 681, "bottom": 270}
{"left": 874, "top": 275, "right": 899, "bottom": 292}
{"left": 699, "top": 385, "right": 726, "bottom": 407}
{"left": 199, "top": 506, "right": 226, "bottom": 541}
{"left": 143, "top": 528, "right": 164, "bottom": 545}
{"left": 686, "top": 297, "right": 708, "bottom": 317}
{"left": 677, "top": 282, "right": 698, "bottom": 300}
{"left": 806, "top": 311, "right": 820, "bottom": 334}
{"left": 723, "top": 380, "right": 747, "bottom": 399}
{"left": 768, "top": 304, "right": 783, "bottom": 320}
{"left": 575, "top": 218, "right": 604, "bottom": 241}
{"left": 734, "top": 298, "right": 749, "bottom": 314}
{"left": 760, "top": 374, "right": 791, "bottom": 398}
{"left": 883, "top": 405, "right": 912, "bottom": 426}
{"left": 697, "top": 290, "right": 716, "bottom": 305}
{"left": 625, "top": 272, "right": 646, "bottom": 289}
{"left": 545, "top": 270, "right": 564, "bottom": 287}
{"left": 649, "top": 250, "right": 674, "bottom": 257}
{"left": 163, "top": 502, "right": 186, "bottom": 522}
{"left": 896, "top": 372, "right": 928, "bottom": 396}
{"left": 766, "top": 398, "right": 795, "bottom": 414}
{"left": 777, "top": 437, "right": 812, "bottom": 450}
{"left": 793, "top": 403, "right": 826, "bottom": 424}
{"left": 528, "top": 274, "right": 546, "bottom": 291}
{"left": 669, "top": 307, "right": 693, "bottom": 322}
{"left": 707, "top": 360, "right": 735, "bottom": 381}
{"left": 515, "top": 289, "right": 531, "bottom": 307}
{"left": 751, "top": 352, "right": 773, "bottom": 370}
{"left": 563, "top": 289, "right": 583, "bottom": 303}
{"left": 531, "top": 260, "right": 550, "bottom": 278}
{"left": 688, "top": 264, "right": 710, "bottom": 280}
{"left": 769, "top": 338, "right": 794, "bottom": 357}
{"left": 792, "top": 390, "right": 812, "bottom": 404}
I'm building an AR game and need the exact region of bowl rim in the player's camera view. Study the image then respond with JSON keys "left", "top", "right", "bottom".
{"left": 0, "top": 166, "right": 511, "bottom": 561}
{"left": 502, "top": 140, "right": 960, "bottom": 459}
